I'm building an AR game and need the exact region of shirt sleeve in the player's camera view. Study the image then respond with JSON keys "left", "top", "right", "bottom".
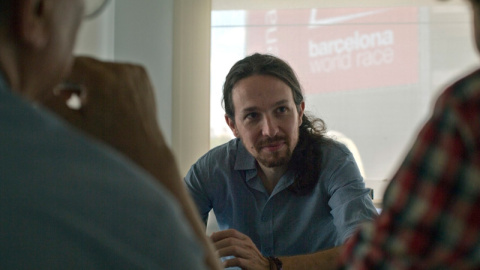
{"left": 184, "top": 160, "right": 213, "bottom": 225}
{"left": 327, "top": 144, "right": 379, "bottom": 244}
{"left": 337, "top": 85, "right": 480, "bottom": 269}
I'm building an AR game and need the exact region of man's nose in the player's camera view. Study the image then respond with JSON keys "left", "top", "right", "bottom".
{"left": 261, "top": 116, "right": 279, "bottom": 137}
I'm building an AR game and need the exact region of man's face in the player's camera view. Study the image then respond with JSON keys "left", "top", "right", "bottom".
{"left": 226, "top": 74, "right": 304, "bottom": 169}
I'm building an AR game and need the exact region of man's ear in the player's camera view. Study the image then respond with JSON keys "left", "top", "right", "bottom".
{"left": 298, "top": 101, "right": 305, "bottom": 126}
{"left": 17, "top": 0, "right": 50, "bottom": 49}
{"left": 225, "top": 114, "right": 239, "bottom": 137}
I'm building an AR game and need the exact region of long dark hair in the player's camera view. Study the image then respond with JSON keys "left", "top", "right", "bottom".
{"left": 222, "top": 53, "right": 331, "bottom": 195}
{"left": 0, "top": 1, "right": 15, "bottom": 25}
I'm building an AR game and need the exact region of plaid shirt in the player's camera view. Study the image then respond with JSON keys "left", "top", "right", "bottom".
{"left": 338, "top": 69, "right": 480, "bottom": 269}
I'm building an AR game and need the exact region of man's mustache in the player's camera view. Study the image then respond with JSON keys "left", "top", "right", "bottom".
{"left": 256, "top": 136, "right": 287, "bottom": 148}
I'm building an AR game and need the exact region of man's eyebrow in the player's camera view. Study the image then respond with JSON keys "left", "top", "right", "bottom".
{"left": 241, "top": 106, "right": 258, "bottom": 114}
{"left": 240, "top": 99, "right": 290, "bottom": 114}
{"left": 274, "top": 99, "right": 289, "bottom": 106}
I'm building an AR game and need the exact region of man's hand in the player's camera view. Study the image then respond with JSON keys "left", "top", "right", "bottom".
{"left": 211, "top": 229, "right": 270, "bottom": 270}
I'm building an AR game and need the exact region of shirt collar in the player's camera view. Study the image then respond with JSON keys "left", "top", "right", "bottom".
{"left": 234, "top": 139, "right": 257, "bottom": 171}
{"left": 233, "top": 138, "right": 296, "bottom": 192}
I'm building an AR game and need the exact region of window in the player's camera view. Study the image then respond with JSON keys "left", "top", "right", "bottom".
{"left": 210, "top": 0, "right": 477, "bottom": 200}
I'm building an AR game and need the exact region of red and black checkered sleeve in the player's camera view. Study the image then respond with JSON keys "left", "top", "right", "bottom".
{"left": 337, "top": 71, "right": 480, "bottom": 269}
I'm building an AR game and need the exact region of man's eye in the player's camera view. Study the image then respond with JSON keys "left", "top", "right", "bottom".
{"left": 245, "top": 112, "right": 258, "bottom": 119}
{"left": 277, "top": 106, "right": 288, "bottom": 113}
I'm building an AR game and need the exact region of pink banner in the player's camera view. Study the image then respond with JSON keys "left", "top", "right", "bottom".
{"left": 246, "top": 7, "right": 419, "bottom": 93}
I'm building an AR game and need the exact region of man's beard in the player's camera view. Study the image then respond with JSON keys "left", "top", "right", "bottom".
{"left": 256, "top": 151, "right": 291, "bottom": 168}
{"left": 254, "top": 136, "right": 293, "bottom": 168}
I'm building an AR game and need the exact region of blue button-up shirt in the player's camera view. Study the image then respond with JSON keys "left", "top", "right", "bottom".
{"left": 185, "top": 138, "right": 378, "bottom": 256}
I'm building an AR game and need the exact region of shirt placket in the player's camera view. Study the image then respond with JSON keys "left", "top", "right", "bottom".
{"left": 259, "top": 199, "right": 274, "bottom": 256}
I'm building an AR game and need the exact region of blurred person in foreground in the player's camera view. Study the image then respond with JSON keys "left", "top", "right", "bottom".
{"left": 338, "top": 0, "right": 480, "bottom": 269}
{"left": 0, "top": 0, "right": 220, "bottom": 269}
{"left": 185, "top": 53, "right": 378, "bottom": 270}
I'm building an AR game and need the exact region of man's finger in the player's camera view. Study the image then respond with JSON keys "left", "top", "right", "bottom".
{"left": 217, "top": 245, "right": 260, "bottom": 263}
{"left": 222, "top": 256, "right": 251, "bottom": 269}
{"left": 210, "top": 229, "right": 246, "bottom": 243}
{"left": 213, "top": 236, "right": 249, "bottom": 251}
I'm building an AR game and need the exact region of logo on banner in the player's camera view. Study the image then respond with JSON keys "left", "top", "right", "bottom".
{"left": 246, "top": 7, "right": 419, "bottom": 93}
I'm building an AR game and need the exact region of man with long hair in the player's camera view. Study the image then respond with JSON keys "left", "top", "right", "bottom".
{"left": 185, "top": 53, "right": 377, "bottom": 269}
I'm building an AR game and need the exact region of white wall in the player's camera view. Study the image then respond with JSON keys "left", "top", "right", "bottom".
{"left": 75, "top": 1, "right": 115, "bottom": 60}
{"left": 75, "top": 0, "right": 175, "bottom": 146}
{"left": 172, "top": 1, "right": 211, "bottom": 176}
{"left": 114, "top": 0, "right": 175, "bottom": 146}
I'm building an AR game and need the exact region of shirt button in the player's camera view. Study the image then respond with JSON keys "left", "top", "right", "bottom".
{"left": 261, "top": 216, "right": 268, "bottom": 222}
